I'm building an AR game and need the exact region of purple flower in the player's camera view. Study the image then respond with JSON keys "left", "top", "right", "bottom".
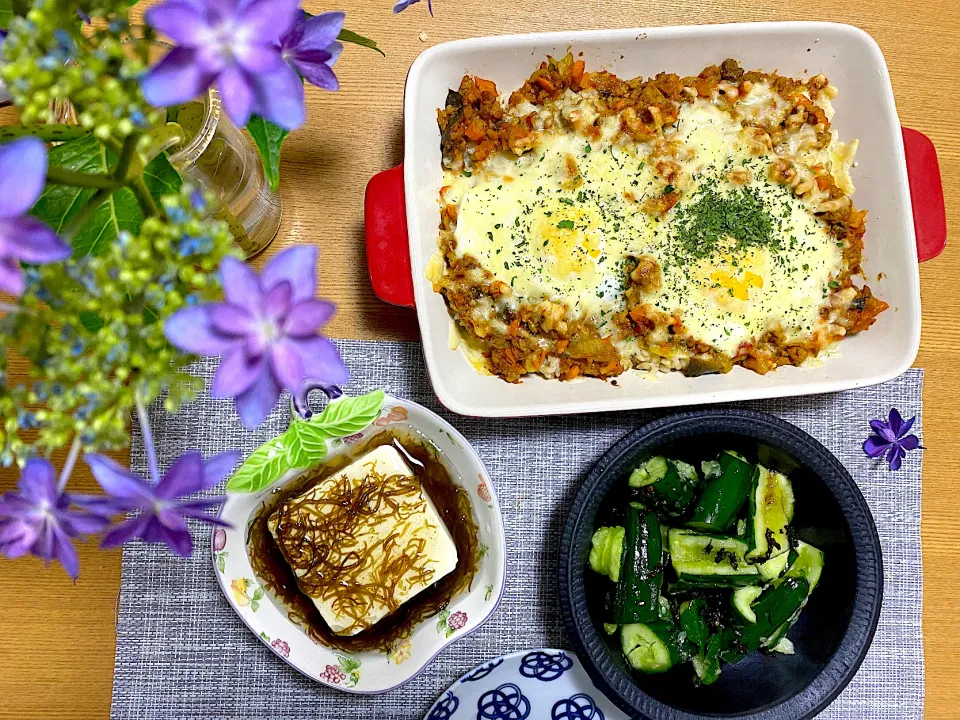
{"left": 393, "top": 0, "right": 433, "bottom": 14}
{"left": 86, "top": 450, "right": 239, "bottom": 557}
{"left": 280, "top": 11, "right": 344, "bottom": 91}
{"left": 164, "top": 246, "right": 348, "bottom": 428}
{"left": 863, "top": 408, "right": 922, "bottom": 471}
{"left": 142, "top": 0, "right": 305, "bottom": 130}
{"left": 0, "top": 138, "right": 72, "bottom": 295}
{"left": 0, "top": 459, "right": 110, "bottom": 579}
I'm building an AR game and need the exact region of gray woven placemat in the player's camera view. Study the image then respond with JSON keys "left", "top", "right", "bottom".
{"left": 110, "top": 341, "right": 925, "bottom": 719}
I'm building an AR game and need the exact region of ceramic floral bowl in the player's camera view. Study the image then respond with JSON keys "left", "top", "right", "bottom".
{"left": 213, "top": 389, "right": 506, "bottom": 693}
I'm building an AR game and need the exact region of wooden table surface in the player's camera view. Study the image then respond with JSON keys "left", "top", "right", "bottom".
{"left": 1, "top": 0, "right": 957, "bottom": 717}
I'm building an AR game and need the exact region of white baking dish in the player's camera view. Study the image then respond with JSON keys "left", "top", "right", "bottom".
{"left": 365, "top": 22, "right": 945, "bottom": 417}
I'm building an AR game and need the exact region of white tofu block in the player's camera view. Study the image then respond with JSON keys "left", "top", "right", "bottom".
{"left": 269, "top": 444, "right": 458, "bottom": 635}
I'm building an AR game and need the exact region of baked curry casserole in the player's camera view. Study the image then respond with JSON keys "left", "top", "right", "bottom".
{"left": 428, "top": 56, "right": 888, "bottom": 383}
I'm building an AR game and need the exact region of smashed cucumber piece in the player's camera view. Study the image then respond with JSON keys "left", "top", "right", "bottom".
{"left": 630, "top": 456, "right": 700, "bottom": 516}
{"left": 757, "top": 552, "right": 790, "bottom": 581}
{"left": 732, "top": 585, "right": 764, "bottom": 624}
{"left": 621, "top": 623, "right": 673, "bottom": 673}
{"left": 589, "top": 525, "right": 625, "bottom": 582}
{"left": 745, "top": 466, "right": 794, "bottom": 561}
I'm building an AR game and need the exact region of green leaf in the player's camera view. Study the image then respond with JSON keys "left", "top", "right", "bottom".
{"left": 0, "top": 0, "right": 13, "bottom": 30}
{"left": 246, "top": 115, "right": 289, "bottom": 193}
{"left": 216, "top": 554, "right": 226, "bottom": 573}
{"left": 285, "top": 422, "right": 330, "bottom": 469}
{"left": 307, "top": 390, "right": 385, "bottom": 437}
{"left": 338, "top": 28, "right": 385, "bottom": 57}
{"left": 252, "top": 587, "right": 264, "bottom": 601}
{"left": 226, "top": 391, "right": 385, "bottom": 494}
{"left": 339, "top": 656, "right": 361, "bottom": 673}
{"left": 225, "top": 433, "right": 294, "bottom": 493}
{"left": 251, "top": 600, "right": 260, "bottom": 612}
{"left": 30, "top": 137, "right": 181, "bottom": 257}
{"left": 78, "top": 311, "right": 105, "bottom": 333}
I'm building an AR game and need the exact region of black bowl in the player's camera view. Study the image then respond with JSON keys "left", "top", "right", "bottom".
{"left": 558, "top": 409, "right": 883, "bottom": 720}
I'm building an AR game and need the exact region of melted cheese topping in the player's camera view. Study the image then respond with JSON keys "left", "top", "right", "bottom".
{"left": 440, "top": 81, "right": 856, "bottom": 364}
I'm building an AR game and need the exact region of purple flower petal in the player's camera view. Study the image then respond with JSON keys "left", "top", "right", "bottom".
{"left": 237, "top": 0, "right": 300, "bottom": 43}
{"left": 262, "top": 280, "right": 292, "bottom": 320}
{"left": 69, "top": 494, "right": 120, "bottom": 519}
{"left": 100, "top": 514, "right": 151, "bottom": 549}
{"left": 291, "top": 52, "right": 339, "bottom": 91}
{"left": 235, "top": 370, "right": 280, "bottom": 427}
{"left": 48, "top": 523, "right": 80, "bottom": 579}
{"left": 887, "top": 444, "right": 905, "bottom": 471}
{"left": 59, "top": 509, "right": 110, "bottom": 536}
{"left": 176, "top": 499, "right": 231, "bottom": 523}
{"left": 284, "top": 300, "right": 335, "bottom": 336}
{"left": 887, "top": 408, "right": 904, "bottom": 437}
{"left": 250, "top": 64, "right": 305, "bottom": 131}
{"left": 899, "top": 434, "right": 921, "bottom": 451}
{"left": 85, "top": 454, "right": 156, "bottom": 503}
{"left": 217, "top": 64, "right": 256, "bottom": 128}
{"left": 212, "top": 349, "right": 264, "bottom": 398}
{"left": 2, "top": 216, "right": 71, "bottom": 263}
{"left": 0, "top": 519, "right": 36, "bottom": 557}
{"left": 145, "top": 518, "right": 193, "bottom": 557}
{"left": 863, "top": 435, "right": 891, "bottom": 458}
{"left": 220, "top": 257, "right": 262, "bottom": 314}
{"left": 282, "top": 10, "right": 344, "bottom": 52}
{"left": 233, "top": 42, "right": 286, "bottom": 74}
{"left": 154, "top": 451, "right": 205, "bottom": 500}
{"left": 393, "top": 0, "right": 421, "bottom": 12}
{"left": 144, "top": 2, "right": 212, "bottom": 46}
{"left": 204, "top": 451, "right": 240, "bottom": 487}
{"left": 0, "top": 257, "right": 24, "bottom": 296}
{"left": 297, "top": 336, "right": 350, "bottom": 385}
{"left": 141, "top": 46, "right": 215, "bottom": 107}
{"left": 164, "top": 306, "right": 235, "bottom": 355}
{"left": 261, "top": 246, "right": 317, "bottom": 301}
{"left": 270, "top": 339, "right": 305, "bottom": 390}
{"left": 898, "top": 414, "right": 916, "bottom": 438}
{"left": 0, "top": 137, "right": 47, "bottom": 219}
{"left": 18, "top": 458, "right": 57, "bottom": 505}
{"left": 208, "top": 303, "right": 255, "bottom": 336}
{"left": 869, "top": 419, "right": 897, "bottom": 443}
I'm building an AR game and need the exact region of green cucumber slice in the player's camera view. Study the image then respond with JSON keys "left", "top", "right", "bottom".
{"left": 589, "top": 525, "right": 625, "bottom": 582}
{"left": 688, "top": 451, "right": 754, "bottom": 532}
{"left": 745, "top": 466, "right": 793, "bottom": 561}
{"left": 668, "top": 529, "right": 760, "bottom": 584}
{"left": 621, "top": 623, "right": 673, "bottom": 673}
{"left": 732, "top": 585, "right": 764, "bottom": 623}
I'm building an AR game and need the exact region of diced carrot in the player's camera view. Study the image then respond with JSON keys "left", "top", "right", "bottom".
{"left": 563, "top": 365, "right": 581, "bottom": 380}
{"left": 555, "top": 338, "right": 569, "bottom": 354}
{"left": 506, "top": 316, "right": 520, "bottom": 337}
{"left": 464, "top": 119, "right": 486, "bottom": 142}
{"left": 535, "top": 76, "right": 556, "bottom": 92}
{"left": 439, "top": 185, "right": 452, "bottom": 198}
{"left": 475, "top": 77, "right": 497, "bottom": 95}
{"left": 816, "top": 174, "right": 834, "bottom": 191}
{"left": 571, "top": 60, "right": 585, "bottom": 85}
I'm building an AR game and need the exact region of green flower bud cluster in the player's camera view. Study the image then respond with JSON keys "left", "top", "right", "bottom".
{"left": 0, "top": 0, "right": 164, "bottom": 141}
{"left": 0, "top": 185, "right": 241, "bottom": 465}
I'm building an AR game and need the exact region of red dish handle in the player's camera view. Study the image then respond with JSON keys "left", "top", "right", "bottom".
{"left": 364, "top": 163, "right": 415, "bottom": 308}
{"left": 902, "top": 126, "right": 947, "bottom": 262}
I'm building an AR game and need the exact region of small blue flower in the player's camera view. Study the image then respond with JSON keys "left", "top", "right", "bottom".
{"left": 864, "top": 408, "right": 923, "bottom": 471}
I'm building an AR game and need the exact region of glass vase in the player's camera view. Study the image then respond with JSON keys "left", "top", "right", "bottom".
{"left": 166, "top": 88, "right": 282, "bottom": 258}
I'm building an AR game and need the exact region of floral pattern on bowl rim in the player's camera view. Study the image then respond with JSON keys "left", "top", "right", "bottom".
{"left": 213, "top": 392, "right": 507, "bottom": 694}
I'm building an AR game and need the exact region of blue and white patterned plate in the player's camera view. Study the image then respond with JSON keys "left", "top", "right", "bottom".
{"left": 423, "top": 649, "right": 627, "bottom": 720}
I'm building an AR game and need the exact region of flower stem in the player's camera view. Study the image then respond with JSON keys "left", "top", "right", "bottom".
{"left": 57, "top": 437, "right": 83, "bottom": 493}
{"left": 130, "top": 176, "right": 160, "bottom": 218}
{"left": 0, "top": 124, "right": 93, "bottom": 144}
{"left": 135, "top": 395, "right": 161, "bottom": 485}
{"left": 61, "top": 186, "right": 113, "bottom": 242}
{"left": 46, "top": 165, "right": 119, "bottom": 190}
{"left": 112, "top": 133, "right": 140, "bottom": 183}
